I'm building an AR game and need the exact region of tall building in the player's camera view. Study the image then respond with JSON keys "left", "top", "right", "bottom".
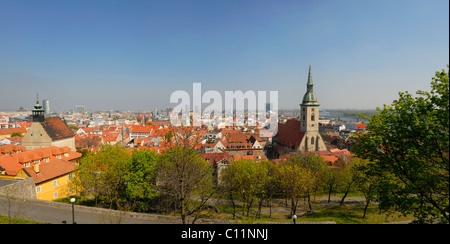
{"left": 298, "top": 65, "right": 327, "bottom": 153}
{"left": 74, "top": 105, "right": 85, "bottom": 114}
{"left": 43, "top": 100, "right": 50, "bottom": 115}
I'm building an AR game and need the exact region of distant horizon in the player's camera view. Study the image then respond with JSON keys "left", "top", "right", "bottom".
{"left": 0, "top": 106, "right": 380, "bottom": 113}
{"left": 1, "top": 0, "right": 448, "bottom": 112}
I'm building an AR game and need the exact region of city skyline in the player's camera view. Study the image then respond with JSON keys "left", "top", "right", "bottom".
{"left": 1, "top": 0, "right": 449, "bottom": 112}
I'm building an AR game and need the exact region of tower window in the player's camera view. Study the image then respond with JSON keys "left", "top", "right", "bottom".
{"left": 311, "top": 113, "right": 315, "bottom": 121}
{"left": 311, "top": 137, "right": 315, "bottom": 145}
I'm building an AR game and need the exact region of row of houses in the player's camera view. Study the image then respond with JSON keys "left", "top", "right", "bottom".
{"left": 0, "top": 145, "right": 81, "bottom": 200}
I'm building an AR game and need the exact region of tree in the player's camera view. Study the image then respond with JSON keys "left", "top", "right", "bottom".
{"left": 73, "top": 145, "right": 131, "bottom": 208}
{"left": 277, "top": 159, "right": 308, "bottom": 217}
{"left": 157, "top": 146, "right": 214, "bottom": 224}
{"left": 10, "top": 132, "right": 22, "bottom": 137}
{"left": 296, "top": 154, "right": 327, "bottom": 210}
{"left": 354, "top": 66, "right": 449, "bottom": 223}
{"left": 220, "top": 159, "right": 274, "bottom": 219}
{"left": 352, "top": 159, "right": 379, "bottom": 219}
{"left": 125, "top": 148, "right": 159, "bottom": 212}
{"left": 338, "top": 157, "right": 359, "bottom": 205}
{"left": 277, "top": 154, "right": 327, "bottom": 215}
{"left": 322, "top": 166, "right": 340, "bottom": 203}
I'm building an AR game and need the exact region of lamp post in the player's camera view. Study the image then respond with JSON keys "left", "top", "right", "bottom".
{"left": 70, "top": 197, "right": 76, "bottom": 224}
{"left": 293, "top": 214, "right": 297, "bottom": 224}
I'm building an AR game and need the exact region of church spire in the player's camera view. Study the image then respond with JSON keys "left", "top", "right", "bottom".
{"left": 301, "top": 65, "right": 319, "bottom": 106}
{"left": 307, "top": 64, "right": 313, "bottom": 88}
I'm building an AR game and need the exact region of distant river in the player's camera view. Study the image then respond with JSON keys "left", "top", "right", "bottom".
{"left": 319, "top": 110, "right": 369, "bottom": 123}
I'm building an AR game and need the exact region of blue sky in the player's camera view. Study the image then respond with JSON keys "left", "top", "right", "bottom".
{"left": 0, "top": 0, "right": 448, "bottom": 112}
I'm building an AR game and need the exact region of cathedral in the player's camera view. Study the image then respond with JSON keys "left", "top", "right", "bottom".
{"left": 274, "top": 65, "right": 327, "bottom": 155}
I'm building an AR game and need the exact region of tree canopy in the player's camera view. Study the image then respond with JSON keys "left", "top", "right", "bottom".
{"left": 354, "top": 65, "right": 449, "bottom": 223}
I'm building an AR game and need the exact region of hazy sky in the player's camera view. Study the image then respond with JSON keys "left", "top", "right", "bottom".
{"left": 0, "top": 0, "right": 448, "bottom": 112}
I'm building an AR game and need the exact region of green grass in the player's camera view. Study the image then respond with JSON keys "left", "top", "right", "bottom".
{"left": 297, "top": 205, "right": 414, "bottom": 224}
{"left": 212, "top": 199, "right": 415, "bottom": 224}
{"left": 0, "top": 214, "right": 45, "bottom": 224}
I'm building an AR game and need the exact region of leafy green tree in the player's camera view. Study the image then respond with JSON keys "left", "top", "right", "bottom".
{"left": 125, "top": 148, "right": 159, "bottom": 212}
{"left": 278, "top": 154, "right": 327, "bottom": 214}
{"left": 220, "top": 159, "right": 274, "bottom": 218}
{"left": 322, "top": 166, "right": 340, "bottom": 203}
{"left": 355, "top": 66, "right": 449, "bottom": 223}
{"left": 352, "top": 159, "right": 380, "bottom": 219}
{"left": 73, "top": 145, "right": 131, "bottom": 208}
{"left": 277, "top": 158, "right": 308, "bottom": 216}
{"left": 297, "top": 154, "right": 327, "bottom": 210}
{"left": 338, "top": 157, "right": 359, "bottom": 205}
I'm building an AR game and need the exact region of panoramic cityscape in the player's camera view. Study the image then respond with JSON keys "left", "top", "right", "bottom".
{"left": 0, "top": 0, "right": 448, "bottom": 239}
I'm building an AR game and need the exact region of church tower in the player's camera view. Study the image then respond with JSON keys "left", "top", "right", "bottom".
{"left": 32, "top": 94, "right": 45, "bottom": 122}
{"left": 298, "top": 65, "right": 327, "bottom": 153}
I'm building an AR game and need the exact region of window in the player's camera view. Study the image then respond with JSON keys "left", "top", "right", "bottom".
{"left": 53, "top": 180, "right": 57, "bottom": 187}
{"left": 24, "top": 162, "right": 30, "bottom": 167}
{"left": 53, "top": 192, "right": 58, "bottom": 199}
{"left": 36, "top": 186, "right": 41, "bottom": 193}
{"left": 311, "top": 113, "right": 315, "bottom": 121}
{"left": 44, "top": 157, "right": 49, "bottom": 162}
{"left": 34, "top": 160, "right": 40, "bottom": 164}
{"left": 311, "top": 137, "right": 315, "bottom": 145}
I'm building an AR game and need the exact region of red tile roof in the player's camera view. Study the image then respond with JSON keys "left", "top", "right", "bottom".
{"left": 128, "top": 125, "right": 152, "bottom": 133}
{"left": 0, "top": 127, "right": 27, "bottom": 135}
{"left": 23, "top": 159, "right": 77, "bottom": 184}
{"left": 0, "top": 144, "right": 27, "bottom": 155}
{"left": 201, "top": 153, "right": 231, "bottom": 165}
{"left": 275, "top": 120, "right": 305, "bottom": 150}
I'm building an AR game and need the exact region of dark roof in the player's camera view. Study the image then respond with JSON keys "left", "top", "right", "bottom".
{"left": 41, "top": 117, "right": 75, "bottom": 140}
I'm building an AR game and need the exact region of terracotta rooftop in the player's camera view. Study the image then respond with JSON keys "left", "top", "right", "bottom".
{"left": 0, "top": 127, "right": 27, "bottom": 136}
{"left": 275, "top": 119, "right": 305, "bottom": 150}
{"left": 24, "top": 159, "right": 77, "bottom": 184}
{"left": 0, "top": 144, "right": 27, "bottom": 155}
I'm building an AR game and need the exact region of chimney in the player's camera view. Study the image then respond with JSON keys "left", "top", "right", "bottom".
{"left": 34, "top": 163, "right": 40, "bottom": 174}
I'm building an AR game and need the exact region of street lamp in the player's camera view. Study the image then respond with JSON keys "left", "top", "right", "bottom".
{"left": 70, "top": 197, "right": 76, "bottom": 224}
{"left": 293, "top": 214, "right": 297, "bottom": 224}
